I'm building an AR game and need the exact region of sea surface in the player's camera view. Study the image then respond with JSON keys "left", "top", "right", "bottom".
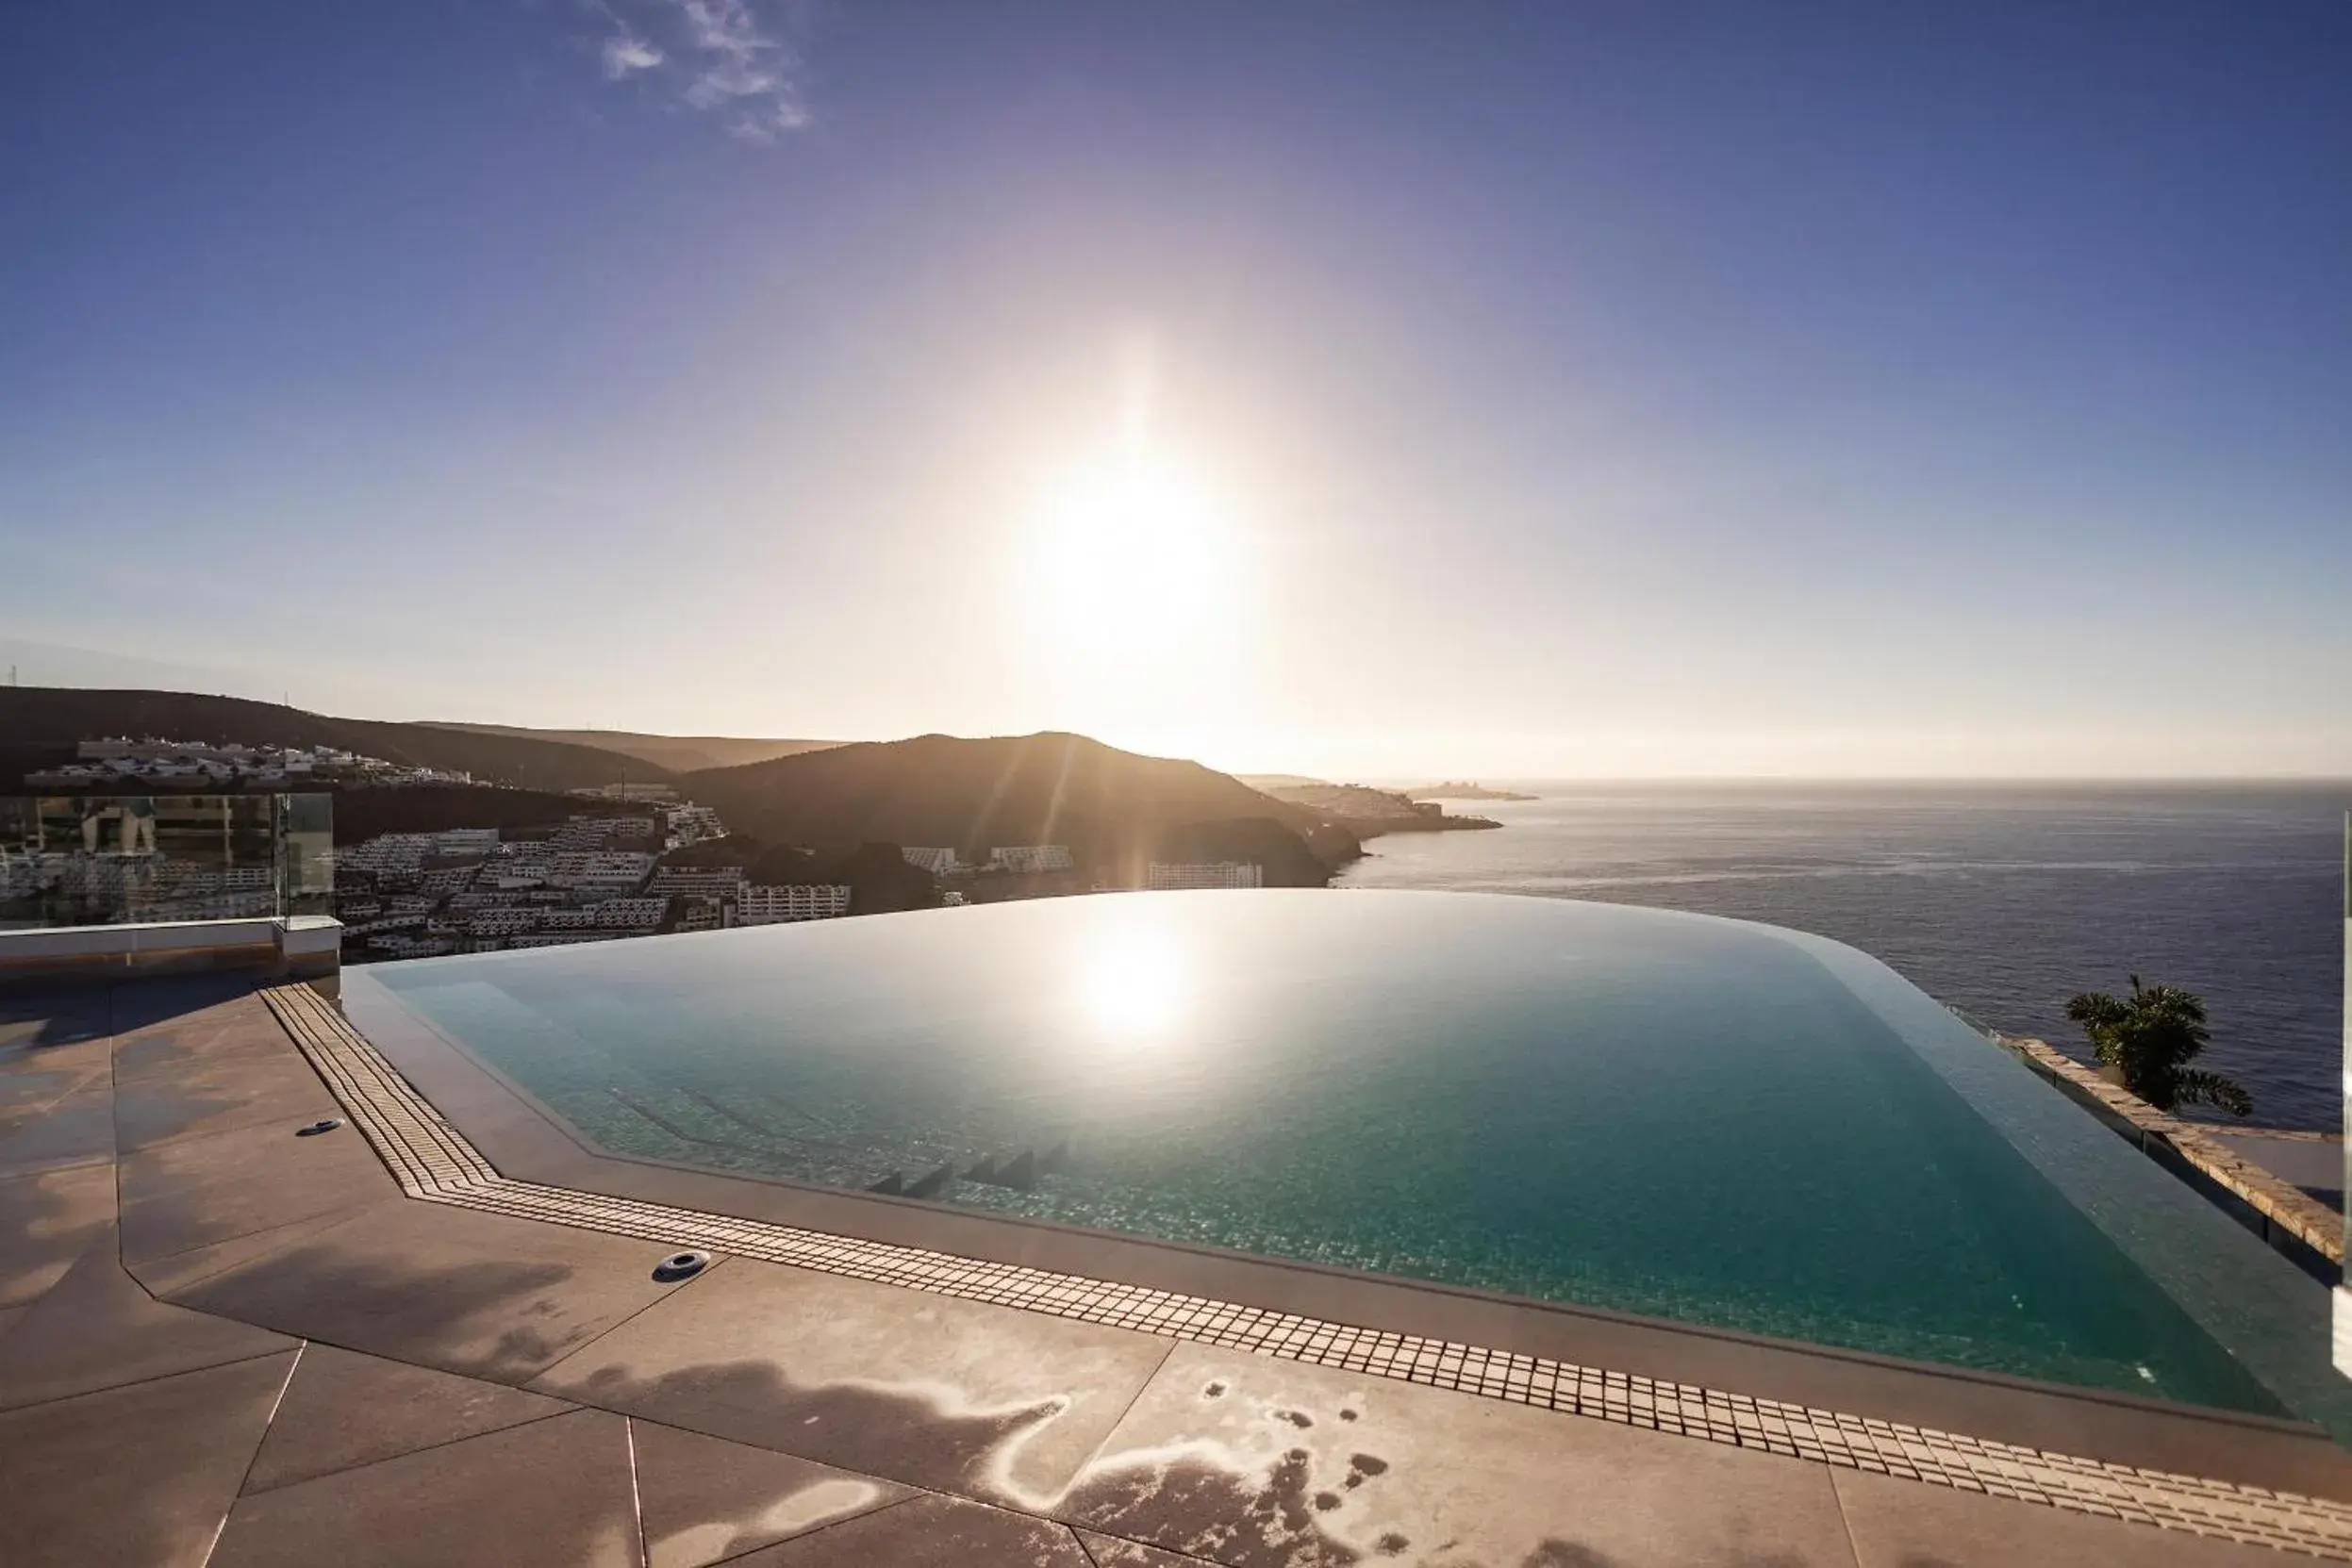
{"left": 1341, "top": 784, "right": 2350, "bottom": 1131}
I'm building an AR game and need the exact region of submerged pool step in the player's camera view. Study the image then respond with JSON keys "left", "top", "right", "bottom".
{"left": 872, "top": 1141, "right": 1074, "bottom": 1202}
{"left": 905, "top": 1163, "right": 958, "bottom": 1199}
{"left": 607, "top": 1088, "right": 737, "bottom": 1151}
{"left": 968, "top": 1144, "right": 1071, "bottom": 1191}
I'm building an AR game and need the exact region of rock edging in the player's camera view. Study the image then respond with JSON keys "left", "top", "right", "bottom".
{"left": 1996, "top": 1033, "right": 2340, "bottom": 1279}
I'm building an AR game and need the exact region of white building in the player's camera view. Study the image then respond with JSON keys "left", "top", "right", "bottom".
{"left": 673, "top": 896, "right": 727, "bottom": 933}
{"left": 901, "top": 847, "right": 962, "bottom": 876}
{"left": 737, "top": 883, "right": 852, "bottom": 925}
{"left": 338, "top": 835, "right": 437, "bottom": 875}
{"left": 1147, "top": 861, "right": 1265, "bottom": 890}
{"left": 416, "top": 864, "right": 480, "bottom": 897}
{"left": 552, "top": 817, "right": 657, "bottom": 851}
{"left": 651, "top": 865, "right": 751, "bottom": 900}
{"left": 548, "top": 850, "right": 655, "bottom": 894}
{"left": 989, "top": 845, "right": 1074, "bottom": 874}
{"left": 664, "top": 804, "right": 726, "bottom": 846}
{"left": 591, "top": 897, "right": 671, "bottom": 929}
{"left": 433, "top": 828, "right": 501, "bottom": 857}
{"left": 574, "top": 782, "right": 679, "bottom": 803}
{"left": 465, "top": 909, "right": 542, "bottom": 937}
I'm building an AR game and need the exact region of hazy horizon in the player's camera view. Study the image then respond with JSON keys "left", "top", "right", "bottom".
{"left": 6, "top": 6, "right": 2347, "bottom": 780}
{"left": 9, "top": 635, "right": 2352, "bottom": 786}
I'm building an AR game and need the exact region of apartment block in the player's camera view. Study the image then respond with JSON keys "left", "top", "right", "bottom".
{"left": 737, "top": 883, "right": 852, "bottom": 924}
{"left": 989, "top": 845, "right": 1074, "bottom": 874}
{"left": 901, "top": 846, "right": 962, "bottom": 875}
{"left": 1147, "top": 861, "right": 1266, "bottom": 890}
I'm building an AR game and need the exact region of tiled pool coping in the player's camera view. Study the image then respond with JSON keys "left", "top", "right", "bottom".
{"left": 267, "top": 982, "right": 2352, "bottom": 1560}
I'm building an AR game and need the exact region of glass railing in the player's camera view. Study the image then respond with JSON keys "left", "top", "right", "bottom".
{"left": 0, "top": 794, "right": 334, "bottom": 929}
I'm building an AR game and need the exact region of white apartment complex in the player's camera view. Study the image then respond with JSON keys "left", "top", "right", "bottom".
{"left": 663, "top": 804, "right": 726, "bottom": 846}
{"left": 737, "top": 883, "right": 853, "bottom": 924}
{"left": 989, "top": 845, "right": 1074, "bottom": 874}
{"left": 464, "top": 908, "right": 542, "bottom": 937}
{"left": 1147, "top": 861, "right": 1266, "bottom": 890}
{"left": 590, "top": 897, "right": 671, "bottom": 929}
{"left": 432, "top": 828, "right": 502, "bottom": 857}
{"left": 901, "top": 846, "right": 962, "bottom": 875}
{"left": 548, "top": 850, "right": 656, "bottom": 894}
{"left": 650, "top": 865, "right": 751, "bottom": 900}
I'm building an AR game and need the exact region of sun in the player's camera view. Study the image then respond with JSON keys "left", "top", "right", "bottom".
{"left": 1027, "top": 453, "right": 1239, "bottom": 661}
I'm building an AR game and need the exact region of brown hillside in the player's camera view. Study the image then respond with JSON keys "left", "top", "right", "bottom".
{"left": 331, "top": 786, "right": 655, "bottom": 842}
{"left": 683, "top": 732, "right": 1360, "bottom": 886}
{"left": 419, "top": 722, "right": 837, "bottom": 774}
{"left": 0, "top": 688, "right": 672, "bottom": 795}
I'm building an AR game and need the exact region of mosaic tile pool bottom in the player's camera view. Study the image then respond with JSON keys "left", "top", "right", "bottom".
{"left": 263, "top": 983, "right": 2352, "bottom": 1561}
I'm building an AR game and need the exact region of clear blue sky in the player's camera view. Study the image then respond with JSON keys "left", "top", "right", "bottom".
{"left": 4, "top": 2, "right": 2347, "bottom": 776}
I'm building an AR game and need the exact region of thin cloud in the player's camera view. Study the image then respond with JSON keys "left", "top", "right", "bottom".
{"left": 729, "top": 96, "right": 811, "bottom": 143}
{"left": 601, "top": 31, "right": 663, "bottom": 78}
{"left": 582, "top": 0, "right": 813, "bottom": 140}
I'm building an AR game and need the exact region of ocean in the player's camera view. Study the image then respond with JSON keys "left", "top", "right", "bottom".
{"left": 1338, "top": 783, "right": 2350, "bottom": 1131}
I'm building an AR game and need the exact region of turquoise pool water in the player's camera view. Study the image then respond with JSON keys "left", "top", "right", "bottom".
{"left": 362, "top": 890, "right": 2341, "bottom": 1425}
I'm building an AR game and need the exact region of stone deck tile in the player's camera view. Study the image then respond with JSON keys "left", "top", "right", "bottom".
{"left": 1051, "top": 1340, "right": 1862, "bottom": 1568}
{"left": 115, "top": 1106, "right": 402, "bottom": 1263}
{"left": 728, "top": 1492, "right": 1098, "bottom": 1566}
{"left": 0, "top": 986, "right": 110, "bottom": 1064}
{"left": 0, "top": 1073, "right": 116, "bottom": 1178}
{"left": 1078, "top": 1530, "right": 1225, "bottom": 1566}
{"left": 0, "top": 1349, "right": 299, "bottom": 1568}
{"left": 632, "top": 1416, "right": 915, "bottom": 1568}
{"left": 0, "top": 1159, "right": 116, "bottom": 1307}
{"left": 107, "top": 979, "right": 285, "bottom": 1065}
{"left": 1832, "top": 1467, "right": 2309, "bottom": 1566}
{"left": 210, "top": 1406, "right": 642, "bottom": 1568}
{"left": 0, "top": 1033, "right": 109, "bottom": 1114}
{"left": 528, "top": 1251, "right": 1178, "bottom": 1507}
{"left": 0, "top": 1229, "right": 298, "bottom": 1411}
{"left": 172, "top": 1195, "right": 701, "bottom": 1385}
{"left": 112, "top": 1044, "right": 347, "bottom": 1154}
{"left": 242, "top": 1342, "right": 579, "bottom": 1494}
{"left": 125, "top": 1204, "right": 382, "bottom": 1297}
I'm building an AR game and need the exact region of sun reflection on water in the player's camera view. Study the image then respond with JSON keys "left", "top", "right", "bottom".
{"left": 1074, "top": 918, "right": 1192, "bottom": 1045}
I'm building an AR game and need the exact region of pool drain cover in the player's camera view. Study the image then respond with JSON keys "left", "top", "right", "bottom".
{"left": 653, "top": 1249, "right": 711, "bottom": 1282}
{"left": 295, "top": 1118, "right": 343, "bottom": 1137}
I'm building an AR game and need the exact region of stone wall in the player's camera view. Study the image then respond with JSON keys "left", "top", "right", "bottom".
{"left": 1997, "top": 1032, "right": 2340, "bottom": 1283}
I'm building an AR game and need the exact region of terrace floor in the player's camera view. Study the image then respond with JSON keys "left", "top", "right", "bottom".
{"left": 4, "top": 974, "right": 2351, "bottom": 1566}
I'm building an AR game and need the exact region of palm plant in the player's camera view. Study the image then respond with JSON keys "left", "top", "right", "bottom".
{"left": 2064, "top": 975, "right": 2252, "bottom": 1117}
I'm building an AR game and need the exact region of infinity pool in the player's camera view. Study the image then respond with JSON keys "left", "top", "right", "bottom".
{"left": 358, "top": 890, "right": 2340, "bottom": 1425}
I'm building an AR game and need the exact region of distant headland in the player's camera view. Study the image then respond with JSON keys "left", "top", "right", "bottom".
{"left": 1407, "top": 782, "right": 1538, "bottom": 802}
{"left": 1252, "top": 781, "right": 1500, "bottom": 834}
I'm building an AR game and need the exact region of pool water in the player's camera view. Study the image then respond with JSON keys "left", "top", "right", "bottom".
{"left": 360, "top": 890, "right": 2341, "bottom": 1426}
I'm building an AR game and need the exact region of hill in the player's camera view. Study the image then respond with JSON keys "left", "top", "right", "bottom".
{"left": 420, "top": 722, "right": 838, "bottom": 775}
{"left": 330, "top": 785, "right": 654, "bottom": 843}
{"left": 1409, "top": 781, "right": 1538, "bottom": 802}
{"left": 1259, "top": 781, "right": 1502, "bottom": 834}
{"left": 0, "top": 688, "right": 672, "bottom": 795}
{"left": 682, "top": 732, "right": 1361, "bottom": 886}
